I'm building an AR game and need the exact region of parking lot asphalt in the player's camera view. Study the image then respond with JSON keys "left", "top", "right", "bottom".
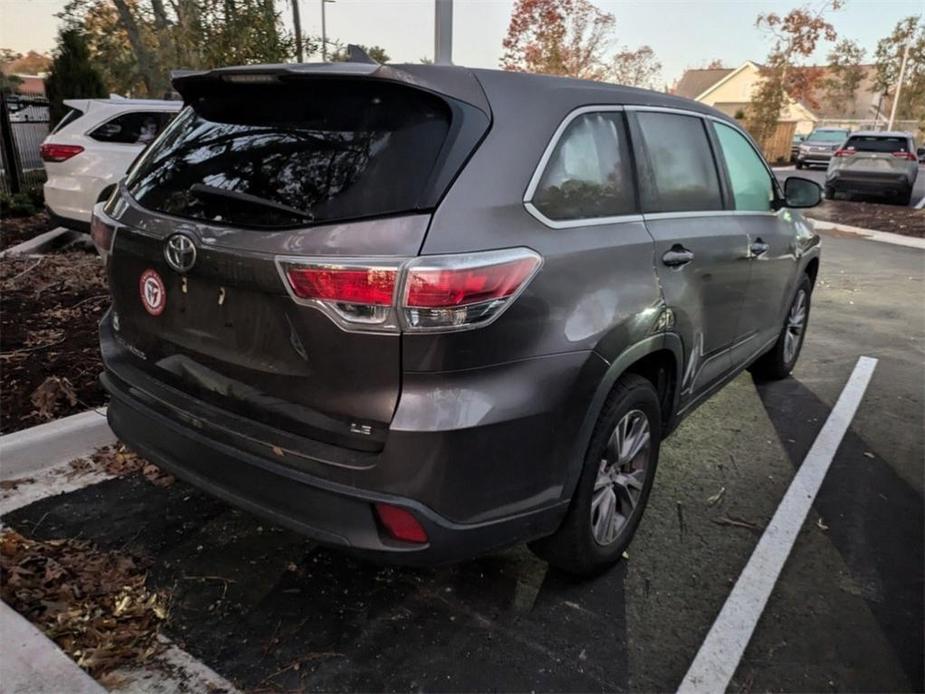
{"left": 774, "top": 164, "right": 925, "bottom": 207}
{"left": 3, "top": 228, "right": 923, "bottom": 692}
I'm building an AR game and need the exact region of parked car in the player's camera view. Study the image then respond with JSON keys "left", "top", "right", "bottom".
{"left": 791, "top": 133, "right": 806, "bottom": 162}
{"left": 40, "top": 97, "right": 181, "bottom": 232}
{"left": 825, "top": 131, "right": 919, "bottom": 205}
{"left": 795, "top": 127, "right": 850, "bottom": 169}
{"left": 92, "top": 61, "right": 822, "bottom": 576}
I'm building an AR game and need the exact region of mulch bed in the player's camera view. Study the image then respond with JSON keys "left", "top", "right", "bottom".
{"left": 0, "top": 251, "right": 109, "bottom": 434}
{"left": 1, "top": 212, "right": 55, "bottom": 252}
{"left": 806, "top": 199, "right": 925, "bottom": 238}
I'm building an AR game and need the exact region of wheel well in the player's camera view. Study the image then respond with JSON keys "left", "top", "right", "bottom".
{"left": 805, "top": 258, "right": 820, "bottom": 287}
{"left": 97, "top": 184, "right": 117, "bottom": 203}
{"left": 623, "top": 349, "right": 677, "bottom": 429}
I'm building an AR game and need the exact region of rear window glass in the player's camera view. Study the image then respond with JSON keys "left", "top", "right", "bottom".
{"left": 806, "top": 130, "right": 848, "bottom": 143}
{"left": 90, "top": 111, "right": 175, "bottom": 145}
{"left": 531, "top": 112, "right": 636, "bottom": 221}
{"left": 51, "top": 108, "right": 84, "bottom": 133}
{"left": 844, "top": 136, "right": 909, "bottom": 153}
{"left": 125, "top": 81, "right": 451, "bottom": 228}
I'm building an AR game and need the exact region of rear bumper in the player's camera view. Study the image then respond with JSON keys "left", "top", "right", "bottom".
{"left": 827, "top": 172, "right": 914, "bottom": 196}
{"left": 99, "top": 313, "right": 601, "bottom": 564}
{"left": 797, "top": 152, "right": 834, "bottom": 166}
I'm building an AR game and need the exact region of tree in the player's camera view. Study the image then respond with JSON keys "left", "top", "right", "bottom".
{"left": 60, "top": 0, "right": 293, "bottom": 98}
{"left": 745, "top": 1, "right": 842, "bottom": 148}
{"left": 705, "top": 58, "right": 725, "bottom": 69}
{"left": 44, "top": 28, "right": 107, "bottom": 124}
{"left": 872, "top": 16, "right": 925, "bottom": 125}
{"left": 0, "top": 49, "right": 24, "bottom": 94}
{"left": 824, "top": 39, "right": 865, "bottom": 112}
{"left": 609, "top": 45, "right": 661, "bottom": 89}
{"left": 501, "top": 0, "right": 615, "bottom": 80}
{"left": 330, "top": 44, "right": 390, "bottom": 63}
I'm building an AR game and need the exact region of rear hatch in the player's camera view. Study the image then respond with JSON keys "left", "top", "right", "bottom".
{"left": 834, "top": 134, "right": 915, "bottom": 176}
{"left": 104, "top": 68, "right": 490, "bottom": 451}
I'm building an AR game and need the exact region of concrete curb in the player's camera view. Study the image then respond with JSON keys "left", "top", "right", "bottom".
{"left": 0, "top": 227, "right": 79, "bottom": 258}
{"left": 808, "top": 218, "right": 925, "bottom": 250}
{"left": 0, "top": 409, "right": 115, "bottom": 481}
{"left": 0, "top": 600, "right": 105, "bottom": 694}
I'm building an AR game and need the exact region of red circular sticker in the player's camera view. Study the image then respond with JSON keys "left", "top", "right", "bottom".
{"left": 139, "top": 269, "right": 166, "bottom": 316}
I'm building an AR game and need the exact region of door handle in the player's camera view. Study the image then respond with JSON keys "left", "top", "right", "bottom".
{"left": 662, "top": 246, "right": 694, "bottom": 268}
{"left": 750, "top": 239, "right": 770, "bottom": 257}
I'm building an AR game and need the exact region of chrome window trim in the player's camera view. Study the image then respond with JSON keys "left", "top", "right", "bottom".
{"left": 523, "top": 105, "right": 643, "bottom": 229}
{"left": 643, "top": 210, "right": 778, "bottom": 221}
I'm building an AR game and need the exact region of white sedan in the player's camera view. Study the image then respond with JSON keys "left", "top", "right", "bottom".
{"left": 40, "top": 97, "right": 182, "bottom": 232}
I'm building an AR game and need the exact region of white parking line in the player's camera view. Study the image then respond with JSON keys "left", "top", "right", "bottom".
{"left": 915, "top": 196, "right": 924, "bottom": 210}
{"left": 678, "top": 356, "right": 878, "bottom": 694}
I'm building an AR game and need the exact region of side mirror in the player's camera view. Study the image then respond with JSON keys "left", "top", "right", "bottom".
{"left": 783, "top": 176, "right": 822, "bottom": 208}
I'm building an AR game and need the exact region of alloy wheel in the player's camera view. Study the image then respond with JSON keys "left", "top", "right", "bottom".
{"left": 784, "top": 289, "right": 807, "bottom": 364}
{"left": 590, "top": 409, "right": 651, "bottom": 546}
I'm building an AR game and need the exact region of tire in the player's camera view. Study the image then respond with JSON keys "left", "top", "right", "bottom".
{"left": 897, "top": 188, "right": 912, "bottom": 206}
{"left": 750, "top": 275, "right": 812, "bottom": 381}
{"left": 530, "top": 373, "right": 661, "bottom": 576}
{"left": 795, "top": 161, "right": 804, "bottom": 170}
{"left": 824, "top": 185, "right": 836, "bottom": 200}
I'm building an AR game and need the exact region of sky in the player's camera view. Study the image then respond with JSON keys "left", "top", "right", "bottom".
{"left": 1, "top": 0, "right": 923, "bottom": 85}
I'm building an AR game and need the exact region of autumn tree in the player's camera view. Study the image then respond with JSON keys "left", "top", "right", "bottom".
{"left": 501, "top": 0, "right": 615, "bottom": 80}
{"left": 0, "top": 49, "right": 24, "bottom": 94}
{"left": 609, "top": 45, "right": 661, "bottom": 89}
{"left": 745, "top": 1, "right": 842, "bottom": 148}
{"left": 705, "top": 58, "right": 725, "bottom": 69}
{"left": 824, "top": 39, "right": 865, "bottom": 112}
{"left": 872, "top": 16, "right": 925, "bottom": 126}
{"left": 44, "top": 28, "right": 107, "bottom": 124}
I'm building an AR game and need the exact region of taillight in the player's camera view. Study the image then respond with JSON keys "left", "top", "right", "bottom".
{"left": 833, "top": 148, "right": 854, "bottom": 157}
{"left": 90, "top": 212, "right": 116, "bottom": 263}
{"left": 892, "top": 151, "right": 916, "bottom": 161}
{"left": 277, "top": 248, "right": 542, "bottom": 333}
{"left": 374, "top": 503, "right": 428, "bottom": 544}
{"left": 401, "top": 249, "right": 542, "bottom": 330}
{"left": 40, "top": 143, "right": 84, "bottom": 162}
{"left": 279, "top": 259, "right": 403, "bottom": 329}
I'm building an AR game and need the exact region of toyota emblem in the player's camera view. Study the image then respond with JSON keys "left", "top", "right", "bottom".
{"left": 164, "top": 233, "right": 197, "bottom": 273}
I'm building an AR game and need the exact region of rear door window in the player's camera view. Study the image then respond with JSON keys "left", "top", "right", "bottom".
{"left": 51, "top": 108, "right": 84, "bottom": 133}
{"left": 843, "top": 136, "right": 910, "bottom": 153}
{"left": 634, "top": 112, "right": 723, "bottom": 213}
{"left": 125, "top": 81, "right": 453, "bottom": 229}
{"left": 530, "top": 111, "right": 636, "bottom": 221}
{"left": 713, "top": 122, "right": 774, "bottom": 212}
{"left": 90, "top": 111, "right": 175, "bottom": 145}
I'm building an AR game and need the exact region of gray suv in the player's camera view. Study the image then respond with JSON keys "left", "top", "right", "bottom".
{"left": 825, "top": 131, "right": 919, "bottom": 205}
{"left": 93, "top": 61, "right": 822, "bottom": 575}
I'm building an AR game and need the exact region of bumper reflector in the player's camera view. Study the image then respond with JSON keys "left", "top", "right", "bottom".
{"left": 374, "top": 503, "right": 428, "bottom": 544}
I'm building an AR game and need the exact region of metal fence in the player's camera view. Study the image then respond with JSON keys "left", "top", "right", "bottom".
{"left": 0, "top": 93, "right": 50, "bottom": 196}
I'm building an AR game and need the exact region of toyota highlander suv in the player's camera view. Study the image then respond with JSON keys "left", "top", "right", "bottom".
{"left": 795, "top": 127, "right": 849, "bottom": 169}
{"left": 93, "top": 59, "right": 822, "bottom": 575}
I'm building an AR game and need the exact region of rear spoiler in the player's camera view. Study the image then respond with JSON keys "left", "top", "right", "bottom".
{"left": 170, "top": 60, "right": 490, "bottom": 115}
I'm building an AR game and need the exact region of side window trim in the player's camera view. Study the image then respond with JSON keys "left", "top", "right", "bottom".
{"left": 625, "top": 104, "right": 782, "bottom": 215}
{"left": 523, "top": 105, "right": 644, "bottom": 229}
{"left": 85, "top": 109, "right": 177, "bottom": 144}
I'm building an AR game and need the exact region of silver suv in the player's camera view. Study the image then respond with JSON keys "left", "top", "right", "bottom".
{"left": 825, "top": 131, "right": 919, "bottom": 205}
{"left": 94, "top": 61, "right": 823, "bottom": 575}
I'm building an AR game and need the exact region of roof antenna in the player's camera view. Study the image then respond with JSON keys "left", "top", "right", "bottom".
{"left": 346, "top": 44, "right": 379, "bottom": 65}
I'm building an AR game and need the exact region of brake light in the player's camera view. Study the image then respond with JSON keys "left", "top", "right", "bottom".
{"left": 401, "top": 249, "right": 542, "bottom": 330}
{"left": 90, "top": 212, "right": 116, "bottom": 263}
{"left": 40, "top": 143, "right": 84, "bottom": 162}
{"left": 277, "top": 248, "right": 542, "bottom": 333}
{"left": 892, "top": 151, "right": 916, "bottom": 161}
{"left": 285, "top": 266, "right": 397, "bottom": 305}
{"left": 374, "top": 503, "right": 428, "bottom": 544}
{"left": 833, "top": 148, "right": 854, "bottom": 157}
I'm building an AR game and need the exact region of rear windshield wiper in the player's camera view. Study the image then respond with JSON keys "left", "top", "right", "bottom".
{"left": 190, "top": 183, "right": 314, "bottom": 222}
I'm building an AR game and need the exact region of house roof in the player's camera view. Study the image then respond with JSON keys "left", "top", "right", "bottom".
{"left": 673, "top": 68, "right": 734, "bottom": 99}
{"left": 13, "top": 75, "right": 45, "bottom": 96}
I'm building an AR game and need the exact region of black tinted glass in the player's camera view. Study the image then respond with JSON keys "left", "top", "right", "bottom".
{"left": 532, "top": 112, "right": 636, "bottom": 221}
{"left": 126, "top": 81, "right": 451, "bottom": 229}
{"left": 90, "top": 111, "right": 173, "bottom": 144}
{"left": 52, "top": 108, "right": 84, "bottom": 133}
{"left": 807, "top": 130, "right": 848, "bottom": 142}
{"left": 635, "top": 112, "right": 722, "bottom": 213}
{"left": 844, "top": 136, "right": 908, "bottom": 153}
